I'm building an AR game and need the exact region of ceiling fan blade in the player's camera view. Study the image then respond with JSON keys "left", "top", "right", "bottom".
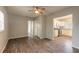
{"left": 28, "top": 6, "right": 46, "bottom": 15}
{"left": 42, "top": 8, "right": 45, "bottom": 10}
{"left": 28, "top": 10, "right": 32, "bottom": 11}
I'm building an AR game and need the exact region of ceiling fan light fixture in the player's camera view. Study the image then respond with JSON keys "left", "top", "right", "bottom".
{"left": 34, "top": 7, "right": 46, "bottom": 15}
{"left": 34, "top": 10, "right": 42, "bottom": 15}
{"left": 35, "top": 10, "right": 39, "bottom": 14}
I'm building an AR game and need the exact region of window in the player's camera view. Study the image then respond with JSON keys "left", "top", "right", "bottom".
{"left": 0, "top": 11, "right": 4, "bottom": 32}
{"left": 28, "top": 20, "right": 33, "bottom": 37}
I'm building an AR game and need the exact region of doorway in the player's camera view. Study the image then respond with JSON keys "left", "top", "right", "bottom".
{"left": 53, "top": 14, "right": 72, "bottom": 39}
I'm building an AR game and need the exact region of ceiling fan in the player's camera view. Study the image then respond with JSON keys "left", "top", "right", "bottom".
{"left": 28, "top": 6, "right": 46, "bottom": 15}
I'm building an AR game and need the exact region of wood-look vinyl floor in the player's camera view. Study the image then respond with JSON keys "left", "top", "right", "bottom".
{"left": 3, "top": 36, "right": 79, "bottom": 53}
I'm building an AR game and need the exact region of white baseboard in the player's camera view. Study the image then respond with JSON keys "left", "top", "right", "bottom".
{"left": 72, "top": 45, "right": 79, "bottom": 49}
{"left": 1, "top": 39, "right": 8, "bottom": 53}
{"left": 9, "top": 36, "right": 28, "bottom": 39}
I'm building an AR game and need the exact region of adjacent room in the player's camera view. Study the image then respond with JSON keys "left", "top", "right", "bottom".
{"left": 0, "top": 6, "right": 79, "bottom": 53}
{"left": 53, "top": 14, "right": 72, "bottom": 38}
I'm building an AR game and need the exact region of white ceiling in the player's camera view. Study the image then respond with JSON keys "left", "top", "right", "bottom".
{"left": 6, "top": 6, "right": 70, "bottom": 17}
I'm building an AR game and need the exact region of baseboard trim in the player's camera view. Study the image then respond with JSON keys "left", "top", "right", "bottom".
{"left": 9, "top": 36, "right": 52, "bottom": 40}
{"left": 43, "top": 38, "right": 49, "bottom": 39}
{"left": 2, "top": 39, "right": 8, "bottom": 53}
{"left": 72, "top": 45, "right": 79, "bottom": 49}
{"left": 9, "top": 36, "right": 29, "bottom": 40}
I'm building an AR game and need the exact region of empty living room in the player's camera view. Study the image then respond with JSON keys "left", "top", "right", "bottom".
{"left": 0, "top": 6, "right": 79, "bottom": 53}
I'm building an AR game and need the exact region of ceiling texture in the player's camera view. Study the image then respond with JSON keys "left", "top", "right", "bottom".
{"left": 6, "top": 6, "right": 70, "bottom": 17}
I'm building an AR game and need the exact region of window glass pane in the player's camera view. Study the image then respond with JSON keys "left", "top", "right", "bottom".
{"left": 0, "top": 11, "right": 4, "bottom": 32}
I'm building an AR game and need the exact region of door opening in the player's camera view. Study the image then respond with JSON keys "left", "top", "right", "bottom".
{"left": 53, "top": 14, "right": 72, "bottom": 39}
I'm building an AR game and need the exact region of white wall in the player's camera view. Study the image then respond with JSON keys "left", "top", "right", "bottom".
{"left": 0, "top": 7, "right": 8, "bottom": 52}
{"left": 8, "top": 14, "right": 46, "bottom": 39}
{"left": 45, "top": 15, "right": 53, "bottom": 39}
{"left": 46, "top": 7, "right": 79, "bottom": 49}
{"left": 72, "top": 7, "right": 79, "bottom": 49}
{"left": 8, "top": 14, "right": 30, "bottom": 39}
